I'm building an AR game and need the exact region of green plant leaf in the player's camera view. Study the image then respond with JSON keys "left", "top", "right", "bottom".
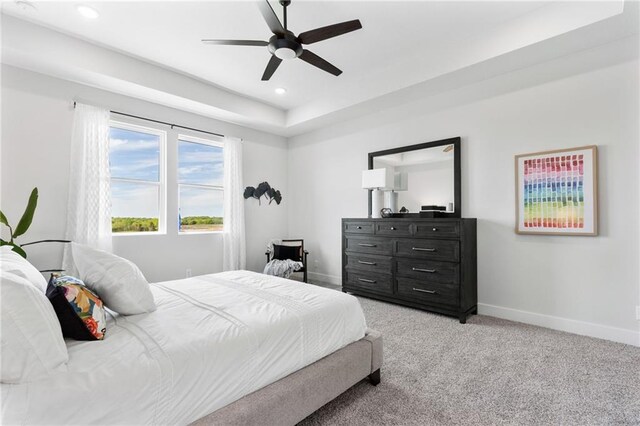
{"left": 0, "top": 210, "right": 9, "bottom": 227}
{"left": 13, "top": 187, "right": 38, "bottom": 238}
{"left": 9, "top": 243, "right": 27, "bottom": 258}
{"left": 0, "top": 238, "right": 9, "bottom": 246}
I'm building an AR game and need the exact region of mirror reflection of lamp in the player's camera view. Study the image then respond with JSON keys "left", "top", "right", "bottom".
{"left": 385, "top": 172, "right": 408, "bottom": 213}
{"left": 362, "top": 168, "right": 394, "bottom": 218}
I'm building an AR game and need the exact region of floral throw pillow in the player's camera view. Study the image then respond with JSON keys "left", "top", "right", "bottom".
{"left": 46, "top": 274, "right": 107, "bottom": 341}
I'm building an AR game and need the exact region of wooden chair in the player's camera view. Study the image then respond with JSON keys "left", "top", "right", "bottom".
{"left": 265, "top": 239, "right": 309, "bottom": 283}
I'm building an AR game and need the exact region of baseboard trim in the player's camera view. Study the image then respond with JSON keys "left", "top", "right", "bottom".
{"left": 307, "top": 274, "right": 640, "bottom": 346}
{"left": 308, "top": 271, "right": 341, "bottom": 286}
{"left": 478, "top": 303, "right": 640, "bottom": 347}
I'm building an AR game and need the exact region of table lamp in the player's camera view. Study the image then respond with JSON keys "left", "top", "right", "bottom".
{"left": 362, "top": 168, "right": 393, "bottom": 218}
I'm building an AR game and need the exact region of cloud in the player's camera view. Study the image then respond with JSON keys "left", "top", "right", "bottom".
{"left": 178, "top": 150, "right": 224, "bottom": 185}
{"left": 111, "top": 182, "right": 159, "bottom": 217}
{"left": 179, "top": 162, "right": 223, "bottom": 176}
{"left": 110, "top": 157, "right": 159, "bottom": 181}
{"left": 180, "top": 186, "right": 223, "bottom": 216}
{"left": 110, "top": 139, "right": 159, "bottom": 153}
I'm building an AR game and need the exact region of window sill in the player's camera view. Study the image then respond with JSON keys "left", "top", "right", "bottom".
{"left": 178, "top": 231, "right": 223, "bottom": 236}
{"left": 112, "top": 231, "right": 166, "bottom": 237}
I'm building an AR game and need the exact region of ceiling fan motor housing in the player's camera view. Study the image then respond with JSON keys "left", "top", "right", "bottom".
{"left": 268, "top": 33, "right": 303, "bottom": 59}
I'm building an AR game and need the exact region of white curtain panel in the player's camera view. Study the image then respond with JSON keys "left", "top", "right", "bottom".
{"left": 222, "top": 136, "right": 246, "bottom": 271}
{"left": 62, "top": 103, "right": 112, "bottom": 274}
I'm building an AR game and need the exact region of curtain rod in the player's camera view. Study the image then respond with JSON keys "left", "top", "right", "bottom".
{"left": 73, "top": 101, "right": 225, "bottom": 139}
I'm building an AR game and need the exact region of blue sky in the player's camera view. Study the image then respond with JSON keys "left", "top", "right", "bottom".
{"left": 178, "top": 140, "right": 223, "bottom": 217}
{"left": 109, "top": 127, "right": 159, "bottom": 181}
{"left": 179, "top": 186, "right": 223, "bottom": 218}
{"left": 109, "top": 128, "right": 223, "bottom": 218}
{"left": 178, "top": 140, "right": 223, "bottom": 186}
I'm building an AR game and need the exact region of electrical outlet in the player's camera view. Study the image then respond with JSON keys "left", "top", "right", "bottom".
{"left": 186, "top": 268, "right": 192, "bottom": 278}
{"left": 636, "top": 306, "right": 640, "bottom": 321}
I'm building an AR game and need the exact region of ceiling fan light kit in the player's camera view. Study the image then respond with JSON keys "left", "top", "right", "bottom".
{"left": 202, "top": 0, "right": 362, "bottom": 81}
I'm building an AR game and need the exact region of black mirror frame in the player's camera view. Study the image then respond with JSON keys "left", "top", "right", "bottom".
{"left": 367, "top": 136, "right": 461, "bottom": 218}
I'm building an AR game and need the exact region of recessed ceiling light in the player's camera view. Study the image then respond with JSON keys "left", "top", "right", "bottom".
{"left": 76, "top": 5, "right": 99, "bottom": 19}
{"left": 275, "top": 88, "right": 287, "bottom": 95}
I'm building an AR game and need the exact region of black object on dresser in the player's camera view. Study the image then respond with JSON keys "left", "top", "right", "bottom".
{"left": 342, "top": 217, "right": 477, "bottom": 323}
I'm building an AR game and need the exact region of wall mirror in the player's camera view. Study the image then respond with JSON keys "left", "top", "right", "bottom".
{"left": 368, "top": 137, "right": 461, "bottom": 218}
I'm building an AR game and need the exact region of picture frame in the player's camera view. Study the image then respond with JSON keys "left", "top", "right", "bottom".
{"left": 515, "top": 145, "right": 598, "bottom": 236}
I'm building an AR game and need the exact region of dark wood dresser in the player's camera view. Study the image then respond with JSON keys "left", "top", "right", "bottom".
{"left": 342, "top": 218, "right": 477, "bottom": 323}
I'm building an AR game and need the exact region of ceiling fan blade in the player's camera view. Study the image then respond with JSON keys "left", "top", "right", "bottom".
{"left": 298, "top": 20, "right": 362, "bottom": 44}
{"left": 262, "top": 55, "right": 283, "bottom": 81}
{"left": 201, "top": 39, "right": 268, "bottom": 46}
{"left": 299, "top": 50, "right": 342, "bottom": 76}
{"left": 257, "top": 0, "right": 285, "bottom": 35}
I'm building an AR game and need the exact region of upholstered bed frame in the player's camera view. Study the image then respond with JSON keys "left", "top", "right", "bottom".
{"left": 192, "top": 329, "right": 383, "bottom": 425}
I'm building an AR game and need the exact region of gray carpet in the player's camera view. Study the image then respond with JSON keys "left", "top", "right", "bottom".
{"left": 300, "top": 296, "right": 640, "bottom": 426}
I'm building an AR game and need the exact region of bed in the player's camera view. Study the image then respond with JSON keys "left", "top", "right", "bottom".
{"left": 1, "top": 270, "right": 382, "bottom": 425}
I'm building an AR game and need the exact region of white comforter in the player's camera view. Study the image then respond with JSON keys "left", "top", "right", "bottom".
{"left": 2, "top": 270, "right": 367, "bottom": 425}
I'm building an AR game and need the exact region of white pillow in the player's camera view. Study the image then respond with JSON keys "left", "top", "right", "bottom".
{"left": 71, "top": 243, "right": 156, "bottom": 315}
{"left": 0, "top": 245, "right": 48, "bottom": 293}
{"left": 1, "top": 271, "right": 68, "bottom": 383}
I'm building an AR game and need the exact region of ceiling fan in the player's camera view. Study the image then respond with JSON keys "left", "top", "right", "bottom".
{"left": 202, "top": 0, "right": 362, "bottom": 81}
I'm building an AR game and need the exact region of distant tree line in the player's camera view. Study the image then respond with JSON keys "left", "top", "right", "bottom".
{"left": 112, "top": 216, "right": 223, "bottom": 233}
{"left": 112, "top": 217, "right": 158, "bottom": 233}
{"left": 180, "top": 216, "right": 223, "bottom": 226}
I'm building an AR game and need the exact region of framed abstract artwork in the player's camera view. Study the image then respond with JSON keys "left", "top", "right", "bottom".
{"left": 515, "top": 145, "right": 598, "bottom": 236}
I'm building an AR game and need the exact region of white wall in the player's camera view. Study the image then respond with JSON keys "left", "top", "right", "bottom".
{"left": 287, "top": 59, "right": 640, "bottom": 345}
{"left": 0, "top": 65, "right": 288, "bottom": 282}
{"left": 1, "top": 42, "right": 638, "bottom": 347}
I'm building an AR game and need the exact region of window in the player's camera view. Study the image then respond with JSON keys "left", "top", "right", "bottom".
{"left": 178, "top": 135, "right": 224, "bottom": 233}
{"left": 109, "top": 122, "right": 166, "bottom": 234}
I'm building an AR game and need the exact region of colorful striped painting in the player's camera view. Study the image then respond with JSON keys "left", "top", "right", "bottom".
{"left": 523, "top": 154, "right": 584, "bottom": 229}
{"left": 516, "top": 146, "right": 598, "bottom": 236}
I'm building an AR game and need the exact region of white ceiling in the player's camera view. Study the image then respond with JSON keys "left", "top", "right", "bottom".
{"left": 2, "top": 1, "right": 548, "bottom": 110}
{"left": 1, "top": 1, "right": 636, "bottom": 136}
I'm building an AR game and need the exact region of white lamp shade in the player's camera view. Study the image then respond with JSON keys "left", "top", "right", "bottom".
{"left": 362, "top": 168, "right": 394, "bottom": 189}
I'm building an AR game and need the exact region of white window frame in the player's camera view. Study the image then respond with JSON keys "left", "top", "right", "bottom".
{"left": 109, "top": 120, "right": 167, "bottom": 236}
{"left": 177, "top": 133, "right": 224, "bottom": 235}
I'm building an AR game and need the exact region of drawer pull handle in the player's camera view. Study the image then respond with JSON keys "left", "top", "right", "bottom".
{"left": 412, "top": 247, "right": 436, "bottom": 252}
{"left": 412, "top": 267, "right": 436, "bottom": 273}
{"left": 358, "top": 260, "right": 377, "bottom": 265}
{"left": 413, "top": 288, "right": 437, "bottom": 294}
{"left": 358, "top": 243, "right": 376, "bottom": 247}
{"left": 356, "top": 226, "right": 362, "bottom": 229}
{"left": 358, "top": 278, "right": 376, "bottom": 284}
{"left": 432, "top": 228, "right": 438, "bottom": 231}
{"left": 390, "top": 227, "right": 396, "bottom": 230}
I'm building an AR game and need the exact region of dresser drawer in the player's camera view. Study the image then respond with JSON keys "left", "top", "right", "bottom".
{"left": 343, "top": 221, "right": 374, "bottom": 234}
{"left": 413, "top": 221, "right": 460, "bottom": 238}
{"left": 396, "top": 259, "right": 459, "bottom": 285}
{"left": 396, "top": 277, "right": 458, "bottom": 307}
{"left": 375, "top": 220, "right": 411, "bottom": 237}
{"left": 395, "top": 239, "right": 459, "bottom": 262}
{"left": 345, "top": 270, "right": 393, "bottom": 295}
{"left": 374, "top": 221, "right": 412, "bottom": 237}
{"left": 345, "top": 253, "right": 392, "bottom": 275}
{"left": 345, "top": 236, "right": 393, "bottom": 255}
